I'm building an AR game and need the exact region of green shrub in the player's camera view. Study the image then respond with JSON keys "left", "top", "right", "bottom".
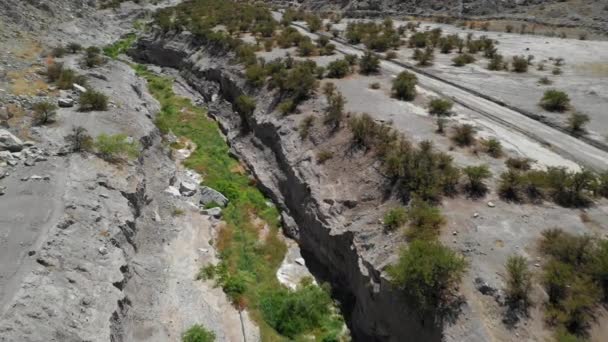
{"left": 79, "top": 90, "right": 108, "bottom": 111}
{"left": 567, "top": 112, "right": 589, "bottom": 135}
{"left": 385, "top": 51, "right": 397, "bottom": 60}
{"left": 67, "top": 42, "right": 82, "bottom": 53}
{"left": 506, "top": 157, "right": 532, "bottom": 171}
{"left": 428, "top": 98, "right": 453, "bottom": 116}
{"left": 452, "top": 53, "right": 475, "bottom": 67}
{"left": 540, "top": 89, "right": 570, "bottom": 112}
{"left": 482, "top": 138, "right": 503, "bottom": 158}
{"left": 498, "top": 169, "right": 525, "bottom": 202}
{"left": 32, "top": 101, "right": 57, "bottom": 125}
{"left": 539, "top": 76, "right": 552, "bottom": 85}
{"left": 95, "top": 133, "right": 140, "bottom": 162}
{"left": 451, "top": 124, "right": 475, "bottom": 146}
{"left": 553, "top": 67, "right": 563, "bottom": 75}
{"left": 299, "top": 115, "right": 315, "bottom": 139}
{"left": 326, "top": 59, "right": 350, "bottom": 78}
{"left": 505, "top": 255, "right": 533, "bottom": 308}
{"left": 51, "top": 46, "right": 67, "bottom": 58}
{"left": 388, "top": 240, "right": 466, "bottom": 312}
{"left": 245, "top": 64, "right": 266, "bottom": 87}
{"left": 278, "top": 100, "right": 295, "bottom": 116}
{"left": 511, "top": 55, "right": 528, "bottom": 72}
{"left": 64, "top": 126, "right": 93, "bottom": 153}
{"left": 316, "top": 150, "right": 334, "bottom": 164}
{"left": 384, "top": 207, "right": 407, "bottom": 231}
{"left": 359, "top": 50, "right": 380, "bottom": 74}
{"left": 182, "top": 324, "right": 216, "bottom": 342}
{"left": 297, "top": 37, "right": 316, "bottom": 57}
{"left": 369, "top": 82, "right": 381, "bottom": 89}
{"left": 348, "top": 113, "right": 378, "bottom": 148}
{"left": 414, "top": 47, "right": 434, "bottom": 66}
{"left": 392, "top": 71, "right": 417, "bottom": 101}
{"left": 546, "top": 167, "right": 596, "bottom": 208}
{"left": 404, "top": 198, "right": 445, "bottom": 241}
{"left": 306, "top": 14, "right": 322, "bottom": 32}
{"left": 344, "top": 54, "right": 358, "bottom": 66}
{"left": 235, "top": 95, "right": 256, "bottom": 117}
{"left": 84, "top": 46, "right": 105, "bottom": 68}
{"left": 463, "top": 165, "right": 492, "bottom": 197}
{"left": 598, "top": 172, "right": 608, "bottom": 198}
{"left": 46, "top": 62, "right": 64, "bottom": 82}
{"left": 324, "top": 91, "right": 345, "bottom": 130}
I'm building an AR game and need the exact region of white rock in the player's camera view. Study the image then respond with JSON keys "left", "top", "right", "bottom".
{"left": 58, "top": 98, "right": 74, "bottom": 108}
{"left": 201, "top": 207, "right": 222, "bottom": 218}
{"left": 163, "top": 186, "right": 181, "bottom": 197}
{"left": 473, "top": 212, "right": 479, "bottom": 218}
{"left": 73, "top": 83, "right": 87, "bottom": 93}
{"left": 200, "top": 186, "right": 229, "bottom": 207}
{"left": 295, "top": 257, "right": 306, "bottom": 266}
{"left": 487, "top": 201, "right": 495, "bottom": 208}
{"left": 179, "top": 181, "right": 198, "bottom": 197}
{"left": 98, "top": 246, "right": 108, "bottom": 255}
{"left": 0, "top": 129, "right": 24, "bottom": 152}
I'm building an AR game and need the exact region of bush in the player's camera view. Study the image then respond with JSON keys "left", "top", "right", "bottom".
{"left": 316, "top": 150, "right": 333, "bottom": 164}
{"left": 505, "top": 255, "right": 533, "bottom": 308}
{"left": 511, "top": 55, "right": 528, "bottom": 73}
{"left": 498, "top": 169, "right": 525, "bottom": 202}
{"left": 344, "top": 54, "right": 358, "bottom": 66}
{"left": 324, "top": 91, "right": 345, "bottom": 130}
{"left": 506, "top": 157, "right": 532, "bottom": 171}
{"left": 404, "top": 198, "right": 445, "bottom": 241}
{"left": 67, "top": 42, "right": 82, "bottom": 53}
{"left": 299, "top": 115, "right": 315, "bottom": 139}
{"left": 487, "top": 54, "right": 504, "bottom": 70}
{"left": 392, "top": 71, "right": 417, "bottom": 101}
{"left": 32, "top": 101, "right": 57, "bottom": 125}
{"left": 463, "top": 165, "right": 492, "bottom": 197}
{"left": 297, "top": 37, "right": 316, "bottom": 57}
{"left": 540, "top": 89, "right": 570, "bottom": 112}
{"left": 567, "top": 112, "right": 589, "bottom": 135}
{"left": 385, "top": 51, "right": 397, "bottom": 60}
{"left": 359, "top": 50, "right": 380, "bottom": 75}
{"left": 452, "top": 53, "right": 475, "bottom": 67}
{"left": 46, "top": 63, "right": 64, "bottom": 82}
{"left": 79, "top": 90, "right": 108, "bottom": 111}
{"left": 546, "top": 167, "right": 596, "bottom": 208}
{"left": 451, "top": 124, "right": 475, "bottom": 146}
{"left": 369, "top": 82, "right": 381, "bottom": 89}
{"left": 64, "top": 126, "right": 93, "bottom": 153}
{"left": 182, "top": 324, "right": 216, "bottom": 342}
{"left": 482, "top": 138, "right": 503, "bottom": 158}
{"left": 95, "top": 133, "right": 140, "bottom": 162}
{"left": 348, "top": 113, "right": 377, "bottom": 148}
{"left": 51, "top": 46, "right": 67, "bottom": 58}
{"left": 245, "top": 64, "right": 266, "bottom": 87}
{"left": 388, "top": 240, "right": 466, "bottom": 311}
{"left": 414, "top": 47, "right": 434, "bottom": 66}
{"left": 84, "top": 46, "right": 105, "bottom": 68}
{"left": 539, "top": 76, "right": 552, "bottom": 85}
{"left": 428, "top": 98, "right": 453, "bottom": 116}
{"left": 306, "top": 14, "right": 322, "bottom": 32}
{"left": 235, "top": 95, "right": 256, "bottom": 117}
{"left": 326, "top": 59, "right": 350, "bottom": 78}
{"left": 384, "top": 207, "right": 407, "bottom": 231}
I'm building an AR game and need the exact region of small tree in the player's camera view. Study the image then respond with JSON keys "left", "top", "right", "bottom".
{"left": 463, "top": 165, "right": 492, "bottom": 197}
{"left": 487, "top": 54, "right": 504, "bottom": 71}
{"left": 182, "top": 324, "right": 216, "bottom": 342}
{"left": 567, "top": 112, "right": 589, "bottom": 135}
{"left": 32, "top": 101, "right": 57, "bottom": 125}
{"left": 79, "top": 90, "right": 108, "bottom": 111}
{"left": 540, "top": 89, "right": 570, "bottom": 112}
{"left": 359, "top": 50, "right": 380, "bottom": 75}
{"left": 505, "top": 255, "right": 533, "bottom": 309}
{"left": 64, "top": 126, "right": 93, "bottom": 153}
{"left": 428, "top": 98, "right": 453, "bottom": 116}
{"left": 392, "top": 71, "right": 417, "bottom": 101}
{"left": 451, "top": 124, "right": 475, "bottom": 147}
{"left": 326, "top": 59, "right": 350, "bottom": 78}
{"left": 324, "top": 91, "right": 345, "bottom": 131}
{"left": 235, "top": 95, "right": 256, "bottom": 117}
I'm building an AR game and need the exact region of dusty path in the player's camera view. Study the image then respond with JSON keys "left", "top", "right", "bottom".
{"left": 290, "top": 22, "right": 608, "bottom": 171}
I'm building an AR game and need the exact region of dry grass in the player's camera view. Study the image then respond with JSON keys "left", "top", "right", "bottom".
{"left": 575, "top": 62, "right": 608, "bottom": 77}
{"left": 8, "top": 68, "right": 50, "bottom": 96}
{"left": 11, "top": 39, "right": 43, "bottom": 61}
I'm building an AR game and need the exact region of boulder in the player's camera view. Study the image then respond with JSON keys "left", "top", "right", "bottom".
{"left": 179, "top": 181, "right": 197, "bottom": 197}
{"left": 0, "top": 129, "right": 24, "bottom": 152}
{"left": 58, "top": 98, "right": 74, "bottom": 108}
{"left": 73, "top": 83, "right": 87, "bottom": 93}
{"left": 201, "top": 207, "right": 222, "bottom": 218}
{"left": 200, "top": 186, "right": 229, "bottom": 207}
{"left": 163, "top": 186, "right": 181, "bottom": 197}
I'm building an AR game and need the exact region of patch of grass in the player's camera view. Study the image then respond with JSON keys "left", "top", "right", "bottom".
{"left": 103, "top": 33, "right": 137, "bottom": 59}
{"left": 384, "top": 207, "right": 407, "bottom": 231}
{"left": 135, "top": 64, "right": 343, "bottom": 340}
{"left": 182, "top": 324, "right": 216, "bottom": 342}
{"left": 316, "top": 150, "right": 334, "bottom": 164}
{"left": 94, "top": 133, "right": 140, "bottom": 163}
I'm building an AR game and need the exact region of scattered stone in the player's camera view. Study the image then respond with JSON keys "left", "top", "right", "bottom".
{"left": 452, "top": 231, "right": 458, "bottom": 236}
{"left": 534, "top": 263, "right": 541, "bottom": 268}
{"left": 163, "top": 186, "right": 181, "bottom": 197}
{"left": 24, "top": 159, "right": 35, "bottom": 166}
{"left": 474, "top": 277, "right": 497, "bottom": 296}
{"left": 0, "top": 129, "right": 24, "bottom": 152}
{"left": 7, "top": 159, "right": 18, "bottom": 166}
{"left": 0, "top": 186, "right": 5, "bottom": 196}
{"left": 30, "top": 175, "right": 43, "bottom": 180}
{"left": 98, "top": 246, "right": 108, "bottom": 255}
{"left": 201, "top": 207, "right": 222, "bottom": 218}
{"left": 487, "top": 201, "right": 496, "bottom": 208}
{"left": 179, "top": 181, "right": 197, "bottom": 197}
{"left": 473, "top": 212, "right": 479, "bottom": 218}
{"left": 28, "top": 250, "right": 36, "bottom": 256}
{"left": 20, "top": 176, "right": 29, "bottom": 181}
{"left": 58, "top": 98, "right": 74, "bottom": 108}
{"left": 73, "top": 83, "right": 87, "bottom": 93}
{"left": 200, "top": 186, "right": 228, "bottom": 207}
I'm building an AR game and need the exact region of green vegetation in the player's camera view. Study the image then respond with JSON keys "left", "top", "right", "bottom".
{"left": 413, "top": 47, "right": 434, "bottom": 66}
{"left": 384, "top": 207, "right": 407, "bottom": 231}
{"left": 67, "top": 42, "right": 82, "bottom": 54}
{"left": 135, "top": 64, "right": 343, "bottom": 340}
{"left": 103, "top": 33, "right": 136, "bottom": 59}
{"left": 505, "top": 157, "right": 532, "bottom": 171}
{"left": 392, "top": 71, "right": 417, "bottom": 101}
{"left": 452, "top": 53, "right": 475, "bottom": 67}
{"left": 79, "top": 89, "right": 109, "bottom": 111}
{"left": 46, "top": 63, "right": 88, "bottom": 90}
{"left": 404, "top": 198, "right": 445, "bottom": 241}
{"left": 345, "top": 21, "right": 401, "bottom": 52}
{"left": 451, "top": 124, "right": 476, "bottom": 147}
{"left": 299, "top": 115, "right": 315, "bottom": 139}
{"left": 326, "top": 58, "right": 351, "bottom": 78}
{"left": 64, "top": 126, "right": 93, "bottom": 153}
{"left": 94, "top": 133, "right": 140, "bottom": 163}
{"left": 182, "top": 324, "right": 216, "bottom": 342}
{"left": 324, "top": 89, "right": 345, "bottom": 131}
{"left": 84, "top": 46, "right": 106, "bottom": 68}
{"left": 482, "top": 138, "right": 503, "bottom": 158}
{"left": 235, "top": 95, "right": 256, "bottom": 117}
{"left": 305, "top": 14, "right": 322, "bottom": 32}
{"left": 428, "top": 98, "right": 453, "bottom": 116}
{"left": 487, "top": 54, "right": 505, "bottom": 71}
{"left": 316, "top": 150, "right": 334, "bottom": 164}
{"left": 388, "top": 240, "right": 466, "bottom": 312}
{"left": 540, "top": 89, "right": 570, "bottom": 112}
{"left": 463, "top": 165, "right": 492, "bottom": 197}
{"left": 511, "top": 55, "right": 529, "bottom": 73}
{"left": 505, "top": 255, "right": 532, "bottom": 309}
{"left": 567, "top": 112, "right": 589, "bottom": 135}
{"left": 32, "top": 101, "right": 57, "bottom": 125}
{"left": 359, "top": 50, "right": 380, "bottom": 74}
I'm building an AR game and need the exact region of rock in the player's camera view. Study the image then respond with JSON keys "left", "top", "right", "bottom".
{"left": 163, "top": 186, "right": 181, "bottom": 197}
{"left": 0, "top": 167, "right": 7, "bottom": 179}
{"left": 487, "top": 201, "right": 495, "bottom": 208}
{"left": 24, "top": 159, "right": 35, "bottom": 166}
{"left": 30, "top": 175, "right": 43, "bottom": 180}
{"left": 73, "top": 83, "right": 87, "bottom": 93}
{"left": 200, "top": 186, "right": 228, "bottom": 207}
{"left": 7, "top": 159, "right": 18, "bottom": 166}
{"left": 98, "top": 246, "right": 108, "bottom": 255}
{"left": 58, "top": 98, "right": 74, "bottom": 108}
{"left": 295, "top": 257, "right": 306, "bottom": 266}
{"left": 201, "top": 207, "right": 222, "bottom": 218}
{"left": 473, "top": 212, "right": 479, "bottom": 218}
{"left": 0, "top": 129, "right": 24, "bottom": 152}
{"left": 474, "top": 277, "right": 497, "bottom": 296}
{"left": 179, "top": 181, "right": 197, "bottom": 197}
{"left": 0, "top": 186, "right": 5, "bottom": 196}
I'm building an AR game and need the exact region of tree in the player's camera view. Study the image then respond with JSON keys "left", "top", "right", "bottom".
{"left": 64, "top": 126, "right": 93, "bottom": 153}
{"left": 567, "top": 112, "right": 589, "bottom": 135}
{"left": 463, "top": 165, "right": 492, "bottom": 197}
{"left": 182, "top": 324, "right": 216, "bottom": 342}
{"left": 388, "top": 240, "right": 466, "bottom": 312}
{"left": 359, "top": 50, "right": 380, "bottom": 75}
{"left": 324, "top": 91, "right": 345, "bottom": 131}
{"left": 306, "top": 14, "right": 322, "bottom": 32}
{"left": 428, "top": 98, "right": 453, "bottom": 116}
{"left": 505, "top": 255, "right": 532, "bottom": 309}
{"left": 392, "top": 71, "right": 417, "bottom": 101}
{"left": 511, "top": 55, "right": 528, "bottom": 73}
{"left": 32, "top": 101, "right": 57, "bottom": 125}
{"left": 326, "top": 59, "right": 350, "bottom": 78}
{"left": 540, "top": 90, "right": 570, "bottom": 112}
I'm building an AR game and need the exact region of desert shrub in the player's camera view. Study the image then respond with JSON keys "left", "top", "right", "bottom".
{"left": 463, "top": 165, "right": 492, "bottom": 197}
{"left": 384, "top": 207, "right": 407, "bottom": 231}
{"left": 506, "top": 25, "right": 513, "bottom": 33}
{"left": 235, "top": 95, "right": 256, "bottom": 117}
{"left": 64, "top": 126, "right": 93, "bottom": 153}
{"left": 263, "top": 38, "right": 273, "bottom": 51}
{"left": 451, "top": 124, "right": 475, "bottom": 146}
{"left": 498, "top": 169, "right": 525, "bottom": 202}
{"left": 84, "top": 46, "right": 105, "bottom": 68}
{"left": 319, "top": 43, "right": 336, "bottom": 56}
{"left": 299, "top": 115, "right": 315, "bottom": 139}
{"left": 324, "top": 91, "right": 345, "bottom": 130}
{"left": 404, "top": 198, "right": 445, "bottom": 241}
{"left": 182, "top": 324, "right": 216, "bottom": 342}
{"left": 482, "top": 138, "right": 503, "bottom": 158}
{"left": 539, "top": 76, "right": 552, "bottom": 85}
{"left": 540, "top": 89, "right": 570, "bottom": 112}
{"left": 245, "top": 64, "right": 266, "bottom": 87}
{"left": 597, "top": 172, "right": 608, "bottom": 198}
{"left": 277, "top": 27, "right": 304, "bottom": 48}
{"left": 546, "top": 167, "right": 596, "bottom": 208}
{"left": 278, "top": 100, "right": 295, "bottom": 116}
{"left": 315, "top": 66, "right": 325, "bottom": 79}
{"left": 428, "top": 98, "right": 453, "bottom": 116}
{"left": 552, "top": 67, "right": 563, "bottom": 75}
{"left": 79, "top": 90, "right": 108, "bottom": 111}
{"left": 51, "top": 46, "right": 67, "bottom": 58}
{"left": 95, "top": 133, "right": 140, "bottom": 162}
{"left": 505, "top": 255, "right": 533, "bottom": 309}
{"left": 452, "top": 53, "right": 475, "bottom": 67}
{"left": 46, "top": 63, "right": 64, "bottom": 82}
{"left": 369, "top": 82, "right": 381, "bottom": 89}
{"left": 414, "top": 47, "right": 434, "bottom": 66}
{"left": 567, "top": 112, "right": 589, "bottom": 135}
{"left": 259, "top": 280, "right": 336, "bottom": 339}
{"left": 297, "top": 37, "right": 316, "bottom": 57}
{"left": 67, "top": 42, "right": 82, "bottom": 53}
{"left": 392, "top": 71, "right": 417, "bottom": 101}
{"left": 326, "top": 59, "right": 350, "bottom": 78}
{"left": 388, "top": 240, "right": 466, "bottom": 312}
{"left": 306, "top": 14, "right": 322, "bottom": 32}
{"left": 385, "top": 51, "right": 397, "bottom": 59}
{"left": 359, "top": 50, "right": 380, "bottom": 75}
{"left": 348, "top": 113, "right": 377, "bottom": 148}
{"left": 408, "top": 31, "right": 429, "bottom": 48}
{"left": 511, "top": 55, "right": 528, "bottom": 72}
{"left": 506, "top": 157, "right": 532, "bottom": 171}
{"left": 322, "top": 82, "right": 336, "bottom": 98}
{"left": 277, "top": 60, "right": 318, "bottom": 108}
{"left": 344, "top": 54, "right": 358, "bottom": 66}
{"left": 316, "top": 150, "right": 333, "bottom": 163}
{"left": 32, "top": 101, "right": 57, "bottom": 125}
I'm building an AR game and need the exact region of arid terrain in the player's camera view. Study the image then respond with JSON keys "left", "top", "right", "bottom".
{"left": 1, "top": 1, "right": 608, "bottom": 342}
